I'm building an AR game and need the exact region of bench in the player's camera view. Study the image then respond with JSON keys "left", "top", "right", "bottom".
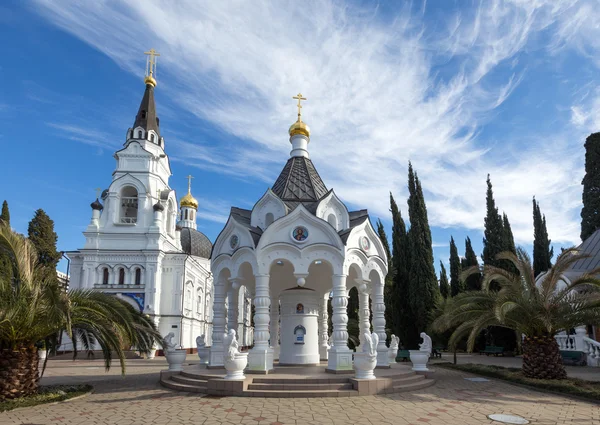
{"left": 396, "top": 349, "right": 410, "bottom": 362}
{"left": 560, "top": 350, "right": 586, "bottom": 366}
{"left": 432, "top": 345, "right": 444, "bottom": 359}
{"left": 480, "top": 346, "right": 504, "bottom": 356}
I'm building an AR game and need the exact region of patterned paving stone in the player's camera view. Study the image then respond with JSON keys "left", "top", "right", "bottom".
{"left": 1, "top": 357, "right": 599, "bottom": 425}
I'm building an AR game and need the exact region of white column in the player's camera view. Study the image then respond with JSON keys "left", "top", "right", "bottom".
{"left": 327, "top": 274, "right": 353, "bottom": 372}
{"left": 372, "top": 280, "right": 389, "bottom": 367}
{"left": 357, "top": 280, "right": 371, "bottom": 348}
{"left": 209, "top": 280, "right": 227, "bottom": 367}
{"left": 227, "top": 280, "right": 240, "bottom": 333}
{"left": 270, "top": 297, "right": 280, "bottom": 360}
{"left": 319, "top": 293, "right": 330, "bottom": 360}
{"left": 248, "top": 274, "right": 273, "bottom": 372}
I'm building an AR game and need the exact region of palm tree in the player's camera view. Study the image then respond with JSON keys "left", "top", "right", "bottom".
{"left": 0, "top": 223, "right": 162, "bottom": 400}
{"left": 433, "top": 248, "right": 600, "bottom": 380}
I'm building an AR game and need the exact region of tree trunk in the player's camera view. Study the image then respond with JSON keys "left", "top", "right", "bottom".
{"left": 522, "top": 335, "right": 567, "bottom": 380}
{"left": 0, "top": 345, "right": 40, "bottom": 400}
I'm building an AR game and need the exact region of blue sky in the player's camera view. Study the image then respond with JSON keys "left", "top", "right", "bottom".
{"left": 2, "top": 0, "right": 599, "bottom": 274}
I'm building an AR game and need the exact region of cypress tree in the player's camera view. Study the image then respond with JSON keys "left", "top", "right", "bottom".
{"left": 390, "top": 193, "right": 410, "bottom": 344}
{"left": 376, "top": 219, "right": 393, "bottom": 278}
{"left": 481, "top": 178, "right": 518, "bottom": 351}
{"left": 0, "top": 201, "right": 9, "bottom": 226}
{"left": 581, "top": 132, "right": 600, "bottom": 241}
{"left": 439, "top": 262, "right": 450, "bottom": 299}
{"left": 406, "top": 163, "right": 438, "bottom": 348}
{"left": 0, "top": 201, "right": 11, "bottom": 285}
{"left": 462, "top": 237, "right": 481, "bottom": 291}
{"left": 482, "top": 175, "right": 505, "bottom": 269}
{"left": 502, "top": 213, "right": 516, "bottom": 254}
{"left": 449, "top": 236, "right": 463, "bottom": 297}
{"left": 533, "top": 198, "right": 553, "bottom": 277}
{"left": 28, "top": 209, "right": 61, "bottom": 282}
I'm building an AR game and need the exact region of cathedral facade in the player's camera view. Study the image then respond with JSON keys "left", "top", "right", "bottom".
{"left": 66, "top": 56, "right": 252, "bottom": 351}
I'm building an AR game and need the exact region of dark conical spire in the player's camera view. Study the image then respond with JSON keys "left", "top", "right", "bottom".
{"left": 133, "top": 83, "right": 160, "bottom": 138}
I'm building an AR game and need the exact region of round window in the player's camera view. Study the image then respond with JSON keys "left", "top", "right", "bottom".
{"left": 230, "top": 234, "right": 239, "bottom": 249}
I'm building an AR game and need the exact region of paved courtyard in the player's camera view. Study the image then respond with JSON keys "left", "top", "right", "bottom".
{"left": 1, "top": 355, "right": 599, "bottom": 425}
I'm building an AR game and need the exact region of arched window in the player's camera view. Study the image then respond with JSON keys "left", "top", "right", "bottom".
{"left": 327, "top": 213, "right": 337, "bottom": 230}
{"left": 118, "top": 268, "right": 125, "bottom": 285}
{"left": 184, "top": 209, "right": 188, "bottom": 220}
{"left": 197, "top": 293, "right": 202, "bottom": 315}
{"left": 102, "top": 268, "right": 109, "bottom": 285}
{"left": 137, "top": 130, "right": 142, "bottom": 138}
{"left": 294, "top": 325, "right": 306, "bottom": 344}
{"left": 150, "top": 134, "right": 155, "bottom": 142}
{"left": 135, "top": 268, "right": 141, "bottom": 285}
{"left": 120, "top": 186, "right": 138, "bottom": 224}
{"left": 265, "top": 212, "right": 274, "bottom": 227}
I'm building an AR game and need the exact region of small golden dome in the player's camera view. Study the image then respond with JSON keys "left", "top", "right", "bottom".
{"left": 180, "top": 193, "right": 198, "bottom": 209}
{"left": 289, "top": 118, "right": 310, "bottom": 138}
{"left": 144, "top": 75, "right": 157, "bottom": 87}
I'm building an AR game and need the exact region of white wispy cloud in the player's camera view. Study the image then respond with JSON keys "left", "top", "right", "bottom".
{"left": 46, "top": 122, "right": 121, "bottom": 149}
{"left": 32, "top": 0, "right": 600, "bottom": 245}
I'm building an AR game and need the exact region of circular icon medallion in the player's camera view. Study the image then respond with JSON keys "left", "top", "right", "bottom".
{"left": 230, "top": 234, "right": 239, "bottom": 250}
{"left": 291, "top": 226, "right": 309, "bottom": 243}
{"left": 360, "top": 236, "right": 370, "bottom": 252}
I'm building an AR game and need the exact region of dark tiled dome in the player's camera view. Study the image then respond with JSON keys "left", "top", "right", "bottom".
{"left": 180, "top": 227, "right": 212, "bottom": 259}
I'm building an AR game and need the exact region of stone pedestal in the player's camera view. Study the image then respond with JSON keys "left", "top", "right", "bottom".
{"left": 208, "top": 346, "right": 224, "bottom": 367}
{"left": 247, "top": 347, "right": 274, "bottom": 373}
{"left": 327, "top": 346, "right": 353, "bottom": 372}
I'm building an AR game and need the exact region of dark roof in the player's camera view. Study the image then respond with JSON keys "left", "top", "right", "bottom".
{"left": 272, "top": 157, "right": 328, "bottom": 205}
{"left": 339, "top": 210, "right": 370, "bottom": 244}
{"left": 231, "top": 207, "right": 263, "bottom": 246}
{"left": 133, "top": 84, "right": 160, "bottom": 138}
{"left": 565, "top": 229, "right": 600, "bottom": 274}
{"left": 180, "top": 227, "right": 212, "bottom": 259}
{"left": 90, "top": 198, "right": 103, "bottom": 211}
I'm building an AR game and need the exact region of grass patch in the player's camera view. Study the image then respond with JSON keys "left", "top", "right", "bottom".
{"left": 0, "top": 384, "right": 93, "bottom": 412}
{"left": 437, "top": 363, "right": 600, "bottom": 402}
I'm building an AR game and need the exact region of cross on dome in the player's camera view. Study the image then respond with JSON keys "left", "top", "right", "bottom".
{"left": 144, "top": 48, "right": 160, "bottom": 87}
{"left": 289, "top": 92, "right": 310, "bottom": 138}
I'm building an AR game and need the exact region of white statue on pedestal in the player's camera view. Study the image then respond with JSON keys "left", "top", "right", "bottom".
{"left": 419, "top": 332, "right": 432, "bottom": 354}
{"left": 388, "top": 334, "right": 400, "bottom": 363}
{"left": 409, "top": 332, "right": 431, "bottom": 372}
{"left": 196, "top": 334, "right": 209, "bottom": 365}
{"left": 222, "top": 329, "right": 248, "bottom": 380}
{"left": 354, "top": 331, "right": 379, "bottom": 380}
{"left": 163, "top": 332, "right": 186, "bottom": 371}
{"left": 163, "top": 332, "right": 178, "bottom": 351}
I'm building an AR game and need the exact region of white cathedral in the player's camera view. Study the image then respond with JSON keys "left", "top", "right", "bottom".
{"left": 65, "top": 54, "right": 252, "bottom": 352}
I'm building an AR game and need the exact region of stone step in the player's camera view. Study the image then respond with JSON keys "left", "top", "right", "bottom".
{"left": 392, "top": 374, "right": 425, "bottom": 385}
{"left": 392, "top": 378, "right": 435, "bottom": 393}
{"left": 171, "top": 374, "right": 208, "bottom": 386}
{"left": 245, "top": 389, "right": 358, "bottom": 398}
{"left": 247, "top": 382, "right": 353, "bottom": 391}
{"left": 161, "top": 378, "right": 207, "bottom": 393}
{"left": 181, "top": 371, "right": 223, "bottom": 380}
{"left": 252, "top": 377, "right": 350, "bottom": 384}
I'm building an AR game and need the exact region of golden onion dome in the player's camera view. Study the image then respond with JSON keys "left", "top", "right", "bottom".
{"left": 289, "top": 118, "right": 310, "bottom": 138}
{"left": 180, "top": 192, "right": 198, "bottom": 209}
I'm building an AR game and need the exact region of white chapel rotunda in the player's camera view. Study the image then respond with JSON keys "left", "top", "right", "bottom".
{"left": 208, "top": 94, "right": 389, "bottom": 373}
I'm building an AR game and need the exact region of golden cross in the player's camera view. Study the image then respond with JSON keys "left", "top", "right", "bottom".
{"left": 186, "top": 175, "right": 194, "bottom": 194}
{"left": 94, "top": 187, "right": 102, "bottom": 199}
{"left": 292, "top": 93, "right": 307, "bottom": 120}
{"left": 144, "top": 48, "right": 160, "bottom": 77}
